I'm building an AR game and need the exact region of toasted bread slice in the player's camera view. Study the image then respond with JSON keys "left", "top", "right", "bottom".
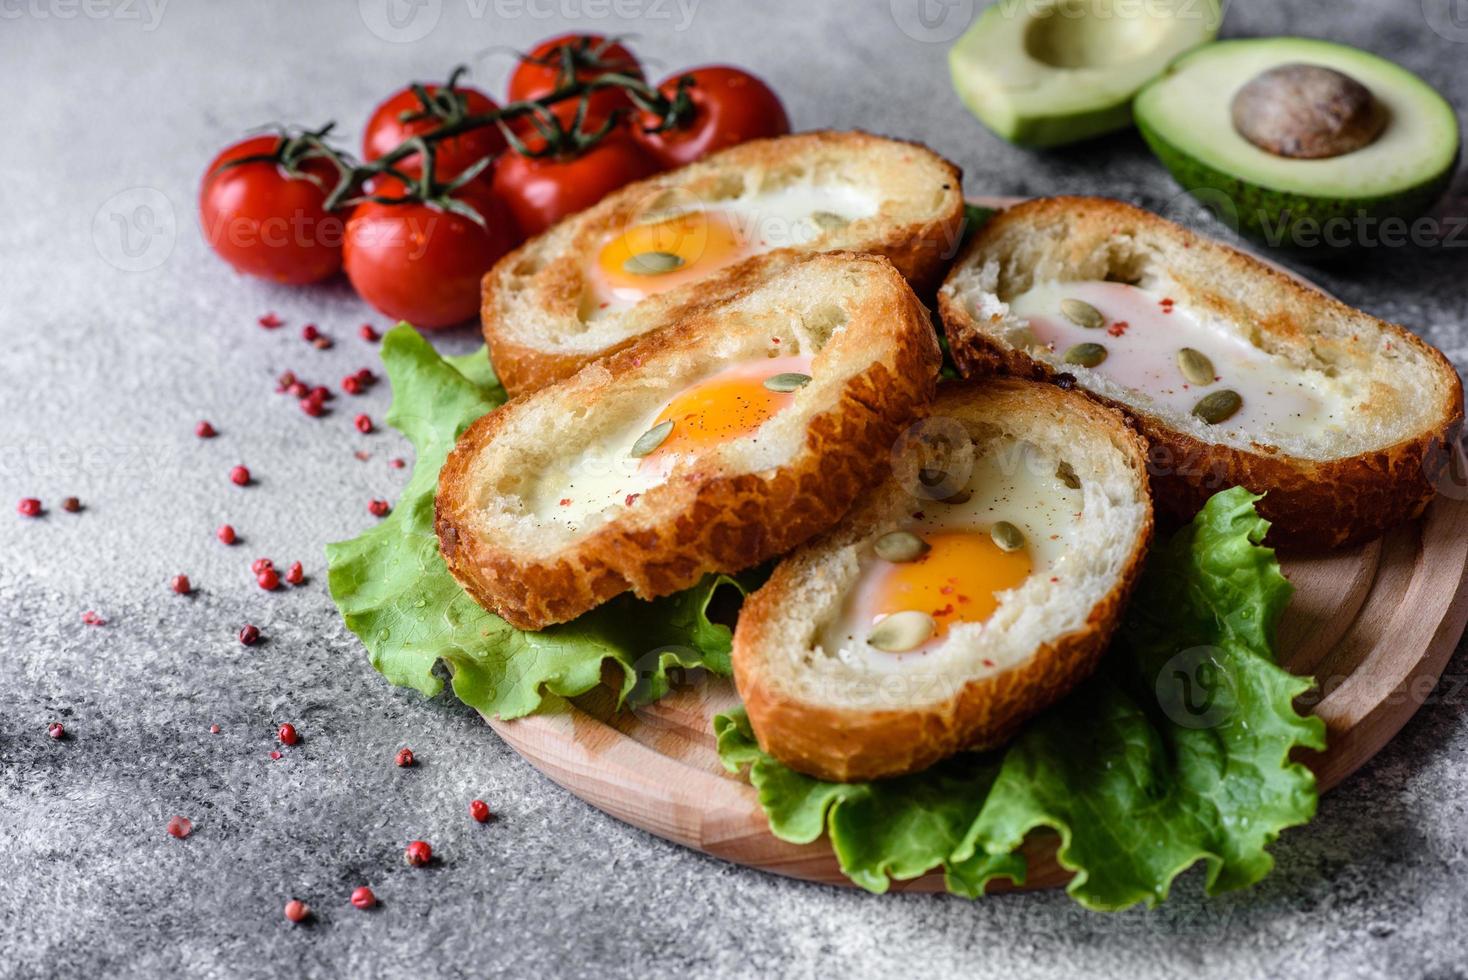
{"left": 437, "top": 252, "right": 942, "bottom": 630}
{"left": 732, "top": 379, "right": 1153, "bottom": 782}
{"left": 939, "top": 196, "right": 1462, "bottom": 548}
{"left": 481, "top": 130, "right": 964, "bottom": 395}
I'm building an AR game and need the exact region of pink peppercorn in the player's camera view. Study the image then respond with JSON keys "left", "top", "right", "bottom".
{"left": 287, "top": 382, "right": 308, "bottom": 398}
{"left": 350, "top": 886, "right": 376, "bottom": 910}
{"left": 171, "top": 574, "right": 191, "bottom": 595}
{"left": 470, "top": 799, "right": 491, "bottom": 823}
{"left": 230, "top": 466, "right": 250, "bottom": 486}
{"left": 389, "top": 458, "right": 405, "bottom": 469}
{"left": 354, "top": 414, "right": 373, "bottom": 434}
{"left": 217, "top": 524, "right": 237, "bottom": 545}
{"left": 278, "top": 723, "right": 299, "bottom": 746}
{"left": 250, "top": 557, "right": 273, "bottom": 575}
{"left": 360, "top": 324, "right": 379, "bottom": 342}
{"left": 209, "top": 724, "right": 221, "bottom": 734}
{"left": 395, "top": 748, "right": 414, "bottom": 768}
{"left": 196, "top": 420, "right": 217, "bottom": 438}
{"left": 17, "top": 498, "right": 41, "bottom": 517}
{"left": 285, "top": 561, "right": 304, "bottom": 585}
{"left": 301, "top": 324, "right": 320, "bottom": 342}
{"left": 167, "top": 815, "right": 193, "bottom": 839}
{"left": 284, "top": 899, "right": 309, "bottom": 923}
{"left": 300, "top": 396, "right": 325, "bottom": 418}
{"left": 239, "top": 624, "right": 261, "bottom": 646}
{"left": 258, "top": 568, "right": 280, "bottom": 591}
{"left": 355, "top": 368, "right": 375, "bottom": 385}
{"left": 341, "top": 375, "right": 363, "bottom": 395}
{"left": 258, "top": 312, "right": 283, "bottom": 329}
{"left": 404, "top": 840, "right": 432, "bottom": 867}
{"left": 48, "top": 722, "right": 65, "bottom": 740}
{"left": 368, "top": 499, "right": 390, "bottom": 518}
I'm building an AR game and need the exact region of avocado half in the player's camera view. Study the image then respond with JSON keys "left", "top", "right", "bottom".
{"left": 1135, "top": 38, "right": 1461, "bottom": 247}
{"left": 949, "top": 0, "right": 1221, "bottom": 148}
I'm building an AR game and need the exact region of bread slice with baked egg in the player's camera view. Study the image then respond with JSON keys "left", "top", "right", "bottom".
{"left": 732, "top": 378, "right": 1153, "bottom": 782}
{"left": 481, "top": 130, "right": 964, "bottom": 395}
{"left": 939, "top": 196, "right": 1463, "bottom": 548}
{"left": 437, "top": 251, "right": 942, "bottom": 631}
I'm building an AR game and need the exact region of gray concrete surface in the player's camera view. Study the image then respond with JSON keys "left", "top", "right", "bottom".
{"left": 3, "top": 1, "right": 1467, "bottom": 977}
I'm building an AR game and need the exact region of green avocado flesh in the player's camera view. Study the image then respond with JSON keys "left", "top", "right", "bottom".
{"left": 1135, "top": 37, "right": 1461, "bottom": 245}
{"left": 950, "top": 0, "right": 1221, "bottom": 147}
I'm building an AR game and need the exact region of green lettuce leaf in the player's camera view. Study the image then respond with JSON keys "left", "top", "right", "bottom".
{"left": 326, "top": 324, "right": 746, "bottom": 719}
{"left": 717, "top": 488, "right": 1326, "bottom": 909}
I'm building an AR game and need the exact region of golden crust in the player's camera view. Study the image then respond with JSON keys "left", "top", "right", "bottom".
{"left": 733, "top": 380, "right": 1154, "bottom": 782}
{"left": 939, "top": 196, "right": 1464, "bottom": 549}
{"left": 481, "top": 130, "right": 965, "bottom": 396}
{"left": 438, "top": 252, "right": 943, "bottom": 630}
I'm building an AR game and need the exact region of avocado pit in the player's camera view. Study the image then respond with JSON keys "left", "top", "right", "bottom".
{"left": 1230, "top": 63, "right": 1387, "bottom": 159}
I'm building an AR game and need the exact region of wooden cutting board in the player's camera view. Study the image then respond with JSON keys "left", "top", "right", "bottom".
{"left": 484, "top": 199, "right": 1468, "bottom": 894}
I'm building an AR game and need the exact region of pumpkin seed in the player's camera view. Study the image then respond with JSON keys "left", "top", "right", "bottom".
{"left": 810, "top": 211, "right": 848, "bottom": 231}
{"left": 1176, "top": 347, "right": 1216, "bottom": 386}
{"left": 629, "top": 419, "right": 674, "bottom": 457}
{"left": 1064, "top": 342, "right": 1107, "bottom": 368}
{"left": 990, "top": 521, "right": 1025, "bottom": 553}
{"left": 1192, "top": 389, "right": 1242, "bottom": 425}
{"left": 874, "top": 530, "right": 930, "bottom": 563}
{"left": 1060, "top": 298, "right": 1105, "bottom": 330}
{"left": 622, "top": 250, "right": 685, "bottom": 276}
{"left": 763, "top": 372, "right": 812, "bottom": 393}
{"left": 1056, "top": 461, "right": 1081, "bottom": 490}
{"left": 867, "top": 610, "right": 936, "bottom": 653}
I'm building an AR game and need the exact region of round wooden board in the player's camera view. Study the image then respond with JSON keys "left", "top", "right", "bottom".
{"left": 485, "top": 198, "right": 1468, "bottom": 893}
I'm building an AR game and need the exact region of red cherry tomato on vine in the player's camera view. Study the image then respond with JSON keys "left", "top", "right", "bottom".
{"left": 199, "top": 136, "right": 345, "bottom": 285}
{"left": 508, "top": 34, "right": 644, "bottom": 130}
{"left": 492, "top": 131, "right": 660, "bottom": 237}
{"left": 363, "top": 83, "right": 506, "bottom": 181}
{"left": 635, "top": 66, "right": 790, "bottom": 169}
{"left": 343, "top": 179, "right": 517, "bottom": 329}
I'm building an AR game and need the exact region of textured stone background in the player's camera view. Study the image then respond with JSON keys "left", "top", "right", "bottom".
{"left": 3, "top": 1, "right": 1466, "bottom": 977}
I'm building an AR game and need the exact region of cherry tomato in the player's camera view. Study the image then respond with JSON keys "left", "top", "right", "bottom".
{"left": 343, "top": 179, "right": 517, "bottom": 329}
{"left": 199, "top": 136, "right": 345, "bottom": 285}
{"left": 363, "top": 82, "right": 505, "bottom": 181}
{"left": 635, "top": 66, "right": 791, "bottom": 169}
{"left": 492, "top": 131, "right": 660, "bottom": 237}
{"left": 508, "top": 34, "right": 643, "bottom": 131}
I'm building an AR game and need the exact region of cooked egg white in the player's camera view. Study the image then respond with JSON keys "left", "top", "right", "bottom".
{"left": 583, "top": 184, "right": 879, "bottom": 317}
{"left": 525, "top": 355, "right": 814, "bottom": 532}
{"left": 1007, "top": 280, "right": 1353, "bottom": 442}
{"left": 819, "top": 443, "right": 1084, "bottom": 670}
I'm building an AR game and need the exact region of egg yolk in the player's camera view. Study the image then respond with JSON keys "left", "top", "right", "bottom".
{"left": 594, "top": 211, "right": 748, "bottom": 306}
{"left": 639, "top": 357, "right": 811, "bottom": 469}
{"left": 871, "top": 531, "right": 1033, "bottom": 638}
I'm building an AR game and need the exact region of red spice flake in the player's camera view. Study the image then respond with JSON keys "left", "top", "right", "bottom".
{"left": 217, "top": 524, "right": 237, "bottom": 545}
{"left": 257, "top": 568, "right": 281, "bottom": 591}
{"left": 167, "top": 815, "right": 193, "bottom": 839}
{"left": 1050, "top": 576, "right": 1060, "bottom": 583}
{"left": 269, "top": 750, "right": 282, "bottom": 760}
{"left": 389, "top": 458, "right": 406, "bottom": 469}
{"left": 47, "top": 722, "right": 65, "bottom": 740}
{"left": 285, "top": 561, "right": 304, "bottom": 586}
{"left": 558, "top": 498, "right": 571, "bottom": 507}
{"left": 394, "top": 747, "right": 415, "bottom": 768}
{"left": 931, "top": 603, "right": 954, "bottom": 618}
{"left": 61, "top": 496, "right": 81, "bottom": 513}
{"left": 404, "top": 840, "right": 432, "bottom": 867}
{"left": 239, "top": 624, "right": 261, "bottom": 646}
{"left": 354, "top": 450, "right": 371, "bottom": 462}
{"left": 354, "top": 414, "right": 374, "bottom": 434}
{"left": 250, "top": 557, "right": 274, "bottom": 575}
{"left": 368, "top": 499, "right": 391, "bottom": 518}
{"left": 341, "top": 375, "right": 363, "bottom": 395}
{"left": 956, "top": 594, "right": 971, "bottom": 604}
{"left": 1106, "top": 320, "right": 1130, "bottom": 337}
{"left": 284, "top": 899, "right": 309, "bottom": 924}
{"left": 624, "top": 493, "right": 641, "bottom": 506}
{"left": 196, "top": 420, "right": 217, "bottom": 438}
{"left": 277, "top": 723, "right": 299, "bottom": 746}
{"left": 939, "top": 585, "right": 955, "bottom": 595}
{"left": 229, "top": 465, "right": 251, "bottom": 486}
{"left": 81, "top": 610, "right": 106, "bottom": 626}
{"left": 171, "top": 574, "right": 192, "bottom": 595}
{"left": 301, "top": 324, "right": 320, "bottom": 342}
{"left": 17, "top": 498, "right": 41, "bottom": 518}
{"left": 470, "top": 799, "right": 491, "bottom": 823}
{"left": 359, "top": 324, "right": 380, "bottom": 342}
{"left": 209, "top": 724, "right": 220, "bottom": 734}
{"left": 258, "top": 312, "right": 283, "bottom": 329}
{"left": 350, "top": 886, "right": 376, "bottom": 910}
{"left": 982, "top": 658, "right": 996, "bottom": 668}
{"left": 771, "top": 337, "right": 781, "bottom": 344}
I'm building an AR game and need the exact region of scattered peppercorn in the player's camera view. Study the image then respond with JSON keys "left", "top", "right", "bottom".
{"left": 312, "top": 337, "right": 333, "bottom": 350}
{"left": 300, "top": 396, "right": 325, "bottom": 418}
{"left": 368, "top": 499, "right": 390, "bottom": 518}
{"left": 287, "top": 381, "right": 308, "bottom": 398}
{"left": 354, "top": 414, "right": 373, "bottom": 434}
{"left": 350, "top": 886, "right": 376, "bottom": 910}
{"left": 229, "top": 465, "right": 251, "bottom": 486}
{"left": 250, "top": 557, "right": 274, "bottom": 575}
{"left": 278, "top": 723, "right": 299, "bottom": 746}
{"left": 285, "top": 561, "right": 304, "bottom": 586}
{"left": 17, "top": 498, "right": 41, "bottom": 518}
{"left": 404, "top": 840, "right": 432, "bottom": 867}
{"left": 276, "top": 370, "right": 297, "bottom": 392}
{"left": 196, "top": 420, "right": 217, "bottom": 438}
{"left": 389, "top": 458, "right": 406, "bottom": 469}
{"left": 217, "top": 524, "right": 237, "bottom": 545}
{"left": 257, "top": 568, "right": 280, "bottom": 591}
{"left": 269, "top": 750, "right": 282, "bottom": 760}
{"left": 167, "top": 815, "right": 193, "bottom": 839}
{"left": 309, "top": 385, "right": 331, "bottom": 402}
{"left": 171, "top": 574, "right": 192, "bottom": 595}
{"left": 61, "top": 497, "right": 81, "bottom": 513}
{"left": 47, "top": 722, "right": 65, "bottom": 740}
{"left": 209, "top": 724, "right": 221, "bottom": 734}
{"left": 81, "top": 610, "right": 106, "bottom": 626}
{"left": 341, "top": 375, "right": 363, "bottom": 395}
{"left": 354, "top": 368, "right": 375, "bottom": 385}
{"left": 301, "top": 324, "right": 320, "bottom": 342}
{"left": 470, "top": 799, "right": 491, "bottom": 823}
{"left": 394, "top": 748, "right": 414, "bottom": 768}
{"left": 359, "top": 324, "right": 379, "bottom": 342}
{"left": 258, "top": 312, "right": 283, "bottom": 329}
{"left": 284, "top": 899, "right": 309, "bottom": 923}
{"left": 239, "top": 624, "right": 261, "bottom": 646}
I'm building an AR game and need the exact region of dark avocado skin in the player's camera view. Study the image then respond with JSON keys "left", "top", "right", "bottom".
{"left": 1138, "top": 113, "right": 1458, "bottom": 251}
